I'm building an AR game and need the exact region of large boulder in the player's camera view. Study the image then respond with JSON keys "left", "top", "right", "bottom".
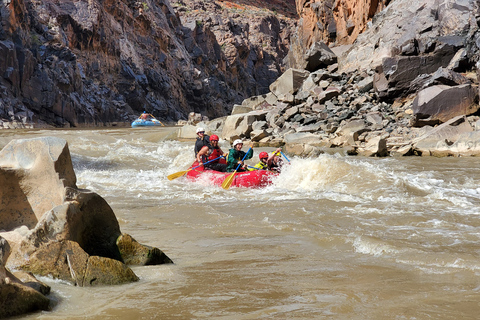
{"left": 411, "top": 116, "right": 475, "bottom": 156}
{"left": 0, "top": 137, "right": 76, "bottom": 231}
{"left": 0, "top": 236, "right": 50, "bottom": 318}
{"left": 374, "top": 50, "right": 460, "bottom": 98}
{"left": 0, "top": 137, "right": 172, "bottom": 289}
{"left": 357, "top": 136, "right": 388, "bottom": 157}
{"left": 340, "top": 0, "right": 476, "bottom": 73}
{"left": 117, "top": 233, "right": 173, "bottom": 266}
{"left": 302, "top": 42, "right": 338, "bottom": 72}
{"left": 221, "top": 111, "right": 268, "bottom": 142}
{"left": 25, "top": 240, "right": 139, "bottom": 287}
{"left": 412, "top": 84, "right": 478, "bottom": 127}
{"left": 269, "top": 68, "right": 310, "bottom": 97}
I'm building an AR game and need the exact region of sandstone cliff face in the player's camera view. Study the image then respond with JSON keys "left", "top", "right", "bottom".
{"left": 0, "top": 0, "right": 296, "bottom": 128}
{"left": 295, "top": 0, "right": 390, "bottom": 47}
{"left": 285, "top": 0, "right": 391, "bottom": 70}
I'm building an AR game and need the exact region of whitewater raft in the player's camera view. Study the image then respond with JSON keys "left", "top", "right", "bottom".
{"left": 185, "top": 160, "right": 278, "bottom": 188}
{"left": 131, "top": 119, "right": 163, "bottom": 128}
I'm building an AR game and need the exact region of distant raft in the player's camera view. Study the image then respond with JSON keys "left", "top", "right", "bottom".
{"left": 131, "top": 113, "right": 164, "bottom": 128}
{"left": 131, "top": 119, "right": 163, "bottom": 128}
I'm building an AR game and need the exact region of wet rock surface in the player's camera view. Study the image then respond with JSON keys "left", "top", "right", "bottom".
{"left": 0, "top": 136, "right": 173, "bottom": 317}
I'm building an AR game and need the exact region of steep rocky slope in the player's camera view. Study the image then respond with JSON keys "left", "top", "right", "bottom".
{"left": 192, "top": 0, "right": 480, "bottom": 158}
{"left": 173, "top": 0, "right": 296, "bottom": 94}
{"left": 0, "top": 0, "right": 296, "bottom": 128}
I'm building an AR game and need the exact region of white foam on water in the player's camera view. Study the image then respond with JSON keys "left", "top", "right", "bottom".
{"left": 351, "top": 235, "right": 401, "bottom": 257}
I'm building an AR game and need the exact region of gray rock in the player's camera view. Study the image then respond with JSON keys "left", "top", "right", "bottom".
{"left": 412, "top": 84, "right": 478, "bottom": 126}
{"left": 269, "top": 68, "right": 310, "bottom": 97}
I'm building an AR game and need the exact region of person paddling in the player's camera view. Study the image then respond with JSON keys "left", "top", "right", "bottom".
{"left": 194, "top": 127, "right": 210, "bottom": 156}
{"left": 226, "top": 139, "right": 253, "bottom": 172}
{"left": 196, "top": 135, "right": 227, "bottom": 172}
{"left": 251, "top": 148, "right": 283, "bottom": 172}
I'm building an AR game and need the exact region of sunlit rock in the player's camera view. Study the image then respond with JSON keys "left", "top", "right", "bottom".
{"left": 0, "top": 137, "right": 76, "bottom": 231}
{"left": 0, "top": 137, "right": 172, "bottom": 290}
{"left": 269, "top": 68, "right": 310, "bottom": 97}
{"left": 412, "top": 116, "right": 475, "bottom": 156}
{"left": 357, "top": 136, "right": 388, "bottom": 157}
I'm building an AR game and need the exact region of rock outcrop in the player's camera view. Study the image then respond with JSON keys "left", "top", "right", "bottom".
{"left": 187, "top": 62, "right": 480, "bottom": 157}
{"left": 0, "top": 136, "right": 173, "bottom": 316}
{"left": 0, "top": 0, "right": 297, "bottom": 129}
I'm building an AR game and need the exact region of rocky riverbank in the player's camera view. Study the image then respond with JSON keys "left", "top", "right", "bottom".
{"left": 176, "top": 0, "right": 480, "bottom": 157}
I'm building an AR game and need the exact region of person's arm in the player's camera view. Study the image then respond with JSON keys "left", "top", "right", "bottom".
{"left": 245, "top": 147, "right": 253, "bottom": 160}
{"left": 244, "top": 144, "right": 254, "bottom": 160}
{"left": 196, "top": 146, "right": 209, "bottom": 163}
{"left": 267, "top": 148, "right": 281, "bottom": 167}
{"left": 226, "top": 149, "right": 237, "bottom": 171}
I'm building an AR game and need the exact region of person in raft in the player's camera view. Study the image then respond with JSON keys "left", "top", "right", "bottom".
{"left": 226, "top": 139, "right": 253, "bottom": 172}
{"left": 196, "top": 134, "right": 227, "bottom": 172}
{"left": 251, "top": 148, "right": 283, "bottom": 172}
{"left": 140, "top": 111, "right": 149, "bottom": 120}
{"left": 194, "top": 127, "right": 210, "bottom": 156}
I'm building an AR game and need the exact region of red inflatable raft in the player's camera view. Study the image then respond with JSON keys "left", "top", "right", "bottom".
{"left": 185, "top": 161, "right": 278, "bottom": 188}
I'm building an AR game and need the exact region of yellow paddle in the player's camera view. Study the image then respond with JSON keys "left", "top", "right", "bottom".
{"left": 167, "top": 156, "right": 224, "bottom": 181}
{"left": 221, "top": 147, "right": 252, "bottom": 190}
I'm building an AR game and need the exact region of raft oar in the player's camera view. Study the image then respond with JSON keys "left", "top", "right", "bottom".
{"left": 222, "top": 147, "right": 252, "bottom": 190}
{"left": 167, "top": 156, "right": 224, "bottom": 181}
{"left": 280, "top": 151, "right": 290, "bottom": 163}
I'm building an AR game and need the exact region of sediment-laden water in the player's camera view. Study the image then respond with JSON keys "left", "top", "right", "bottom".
{"left": 2, "top": 127, "right": 480, "bottom": 319}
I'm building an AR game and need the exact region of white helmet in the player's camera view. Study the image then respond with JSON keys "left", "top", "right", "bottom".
{"left": 233, "top": 139, "right": 243, "bottom": 147}
{"left": 196, "top": 127, "right": 205, "bottom": 133}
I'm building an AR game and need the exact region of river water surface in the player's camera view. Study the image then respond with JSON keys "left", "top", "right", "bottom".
{"left": 2, "top": 127, "right": 480, "bottom": 320}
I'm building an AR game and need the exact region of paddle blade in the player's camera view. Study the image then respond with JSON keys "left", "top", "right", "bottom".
{"left": 167, "top": 170, "right": 188, "bottom": 181}
{"left": 221, "top": 171, "right": 237, "bottom": 190}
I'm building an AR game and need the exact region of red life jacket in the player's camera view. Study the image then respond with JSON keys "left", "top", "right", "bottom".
{"left": 199, "top": 146, "right": 223, "bottom": 164}
{"left": 208, "top": 147, "right": 223, "bottom": 162}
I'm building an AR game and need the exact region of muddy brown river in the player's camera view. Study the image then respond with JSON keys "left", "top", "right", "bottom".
{"left": 2, "top": 127, "right": 480, "bottom": 319}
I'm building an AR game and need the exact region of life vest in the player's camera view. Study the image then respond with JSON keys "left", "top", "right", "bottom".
{"left": 254, "top": 161, "right": 268, "bottom": 170}
{"left": 194, "top": 135, "right": 210, "bottom": 155}
{"left": 208, "top": 147, "right": 223, "bottom": 162}
{"left": 199, "top": 146, "right": 223, "bottom": 164}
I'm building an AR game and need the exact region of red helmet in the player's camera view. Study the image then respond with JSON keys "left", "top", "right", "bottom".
{"left": 259, "top": 151, "right": 268, "bottom": 159}
{"left": 210, "top": 134, "right": 219, "bottom": 141}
